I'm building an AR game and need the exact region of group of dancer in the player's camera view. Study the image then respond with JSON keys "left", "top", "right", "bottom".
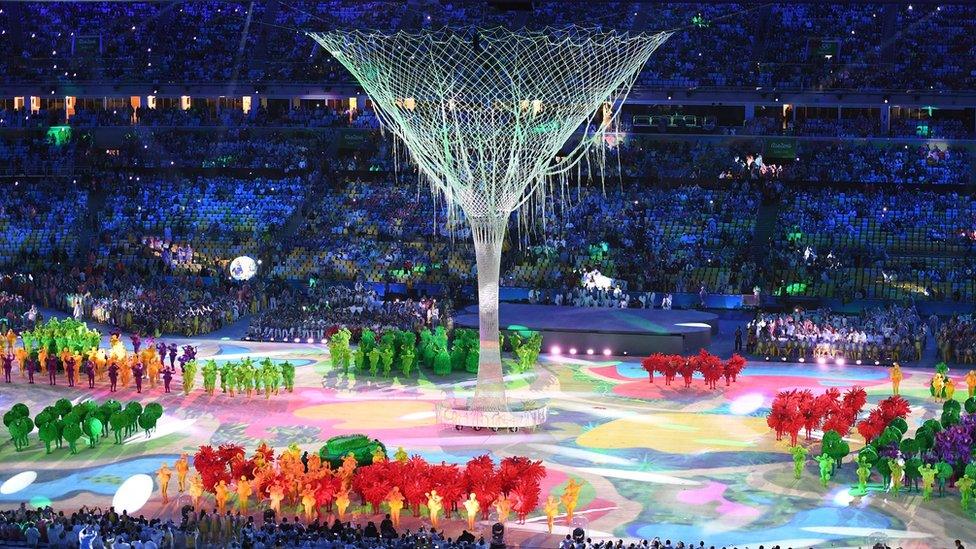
{"left": 887, "top": 362, "right": 976, "bottom": 401}
{"left": 155, "top": 446, "right": 580, "bottom": 537}
{"left": 1, "top": 318, "right": 190, "bottom": 395}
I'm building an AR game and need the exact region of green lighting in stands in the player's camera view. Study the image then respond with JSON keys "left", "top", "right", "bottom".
{"left": 46, "top": 125, "right": 71, "bottom": 146}
{"left": 787, "top": 231, "right": 803, "bottom": 242}
{"left": 785, "top": 283, "right": 808, "bottom": 295}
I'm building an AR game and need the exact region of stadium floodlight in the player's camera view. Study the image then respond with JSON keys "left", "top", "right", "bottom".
{"left": 309, "top": 26, "right": 670, "bottom": 412}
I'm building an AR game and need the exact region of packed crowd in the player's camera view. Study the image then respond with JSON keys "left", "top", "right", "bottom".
{"left": 2, "top": 2, "right": 974, "bottom": 92}
{"left": 246, "top": 283, "right": 443, "bottom": 342}
{"left": 0, "top": 291, "right": 31, "bottom": 331}
{"left": 0, "top": 503, "right": 813, "bottom": 549}
{"left": 0, "top": 180, "right": 87, "bottom": 266}
{"left": 97, "top": 174, "right": 307, "bottom": 274}
{"left": 769, "top": 188, "right": 976, "bottom": 301}
{"left": 0, "top": 504, "right": 496, "bottom": 549}
{"left": 937, "top": 316, "right": 976, "bottom": 365}
{"left": 748, "top": 305, "right": 927, "bottom": 362}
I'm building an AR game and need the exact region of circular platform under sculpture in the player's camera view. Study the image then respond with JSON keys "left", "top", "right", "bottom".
{"left": 436, "top": 399, "right": 548, "bottom": 432}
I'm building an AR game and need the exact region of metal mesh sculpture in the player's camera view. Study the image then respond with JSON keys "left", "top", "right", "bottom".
{"left": 309, "top": 26, "right": 670, "bottom": 412}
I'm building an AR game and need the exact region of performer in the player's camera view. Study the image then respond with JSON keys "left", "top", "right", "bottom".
{"left": 65, "top": 355, "right": 76, "bottom": 387}
{"left": 889, "top": 458, "right": 904, "bottom": 496}
{"left": 920, "top": 463, "right": 937, "bottom": 501}
{"left": 157, "top": 463, "right": 172, "bottom": 504}
{"left": 2, "top": 352, "right": 12, "bottom": 383}
{"left": 133, "top": 362, "right": 144, "bottom": 394}
{"left": 560, "top": 478, "right": 581, "bottom": 524}
{"left": 544, "top": 495, "right": 559, "bottom": 534}
{"left": 463, "top": 493, "right": 479, "bottom": 531}
{"left": 932, "top": 373, "right": 945, "bottom": 402}
{"left": 147, "top": 356, "right": 160, "bottom": 389}
{"left": 26, "top": 354, "right": 36, "bottom": 384}
{"left": 236, "top": 477, "right": 253, "bottom": 514}
{"left": 214, "top": 480, "right": 230, "bottom": 514}
{"left": 889, "top": 363, "right": 903, "bottom": 396}
{"left": 386, "top": 486, "right": 404, "bottom": 529}
{"left": 120, "top": 358, "right": 132, "bottom": 389}
{"left": 108, "top": 361, "right": 119, "bottom": 392}
{"left": 493, "top": 494, "right": 512, "bottom": 523}
{"left": 162, "top": 367, "right": 173, "bottom": 393}
{"left": 426, "top": 490, "right": 443, "bottom": 529}
{"left": 46, "top": 354, "right": 58, "bottom": 385}
{"left": 958, "top": 474, "right": 975, "bottom": 511}
{"left": 14, "top": 346, "right": 27, "bottom": 377}
{"left": 301, "top": 484, "right": 317, "bottom": 523}
{"left": 268, "top": 483, "right": 285, "bottom": 518}
{"left": 175, "top": 453, "right": 190, "bottom": 492}
{"left": 815, "top": 454, "right": 835, "bottom": 488}
{"left": 945, "top": 378, "right": 957, "bottom": 402}
{"left": 84, "top": 358, "right": 96, "bottom": 389}
{"left": 855, "top": 456, "right": 871, "bottom": 494}
{"left": 168, "top": 344, "right": 178, "bottom": 370}
{"left": 335, "top": 488, "right": 350, "bottom": 521}
{"left": 189, "top": 473, "right": 205, "bottom": 509}
{"left": 790, "top": 445, "right": 808, "bottom": 480}
{"left": 967, "top": 370, "right": 976, "bottom": 398}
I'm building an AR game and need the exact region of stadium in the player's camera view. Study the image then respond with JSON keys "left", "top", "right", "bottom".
{"left": 0, "top": 1, "right": 975, "bottom": 547}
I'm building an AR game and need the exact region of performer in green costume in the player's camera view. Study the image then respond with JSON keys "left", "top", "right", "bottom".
{"left": 202, "top": 359, "right": 218, "bottom": 395}
{"left": 790, "top": 445, "right": 808, "bottom": 480}
{"left": 815, "top": 454, "right": 835, "bottom": 488}
{"left": 888, "top": 458, "right": 904, "bottom": 496}
{"left": 957, "top": 474, "right": 975, "bottom": 511}
{"left": 920, "top": 463, "right": 937, "bottom": 501}
{"left": 855, "top": 456, "right": 872, "bottom": 494}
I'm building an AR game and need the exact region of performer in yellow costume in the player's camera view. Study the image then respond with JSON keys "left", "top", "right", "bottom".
{"left": 157, "top": 463, "right": 172, "bottom": 504}
{"left": 386, "top": 486, "right": 405, "bottom": 529}
{"left": 561, "top": 478, "right": 582, "bottom": 525}
{"left": 462, "top": 493, "right": 479, "bottom": 531}
{"left": 889, "top": 363, "right": 903, "bottom": 395}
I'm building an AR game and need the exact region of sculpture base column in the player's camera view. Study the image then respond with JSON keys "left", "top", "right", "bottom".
{"left": 470, "top": 215, "right": 507, "bottom": 413}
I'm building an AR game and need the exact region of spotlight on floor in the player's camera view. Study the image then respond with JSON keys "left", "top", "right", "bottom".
{"left": 306, "top": 337, "right": 313, "bottom": 344}
{"left": 586, "top": 349, "right": 595, "bottom": 356}
{"left": 856, "top": 360, "right": 862, "bottom": 365}
{"left": 320, "top": 338, "right": 327, "bottom": 344}
{"left": 293, "top": 338, "right": 300, "bottom": 343}
{"left": 817, "top": 357, "right": 826, "bottom": 365}
{"left": 765, "top": 356, "right": 770, "bottom": 361}
{"left": 836, "top": 357, "right": 846, "bottom": 366}
{"left": 568, "top": 348, "right": 577, "bottom": 355}
{"left": 602, "top": 348, "right": 612, "bottom": 357}
{"left": 799, "top": 357, "right": 805, "bottom": 362}
{"left": 781, "top": 357, "right": 787, "bottom": 361}
{"left": 550, "top": 346, "right": 561, "bottom": 356}
{"left": 875, "top": 360, "right": 880, "bottom": 365}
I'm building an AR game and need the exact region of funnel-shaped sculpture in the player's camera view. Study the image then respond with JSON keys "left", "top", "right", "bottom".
{"left": 309, "top": 26, "right": 670, "bottom": 412}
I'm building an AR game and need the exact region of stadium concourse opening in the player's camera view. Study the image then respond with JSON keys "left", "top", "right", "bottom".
{"left": 0, "top": 1, "right": 974, "bottom": 548}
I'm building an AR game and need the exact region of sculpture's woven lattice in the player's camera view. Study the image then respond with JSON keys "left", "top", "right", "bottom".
{"left": 309, "top": 26, "right": 670, "bottom": 412}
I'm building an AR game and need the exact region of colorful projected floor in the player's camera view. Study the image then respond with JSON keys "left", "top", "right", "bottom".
{"left": 0, "top": 338, "right": 969, "bottom": 548}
